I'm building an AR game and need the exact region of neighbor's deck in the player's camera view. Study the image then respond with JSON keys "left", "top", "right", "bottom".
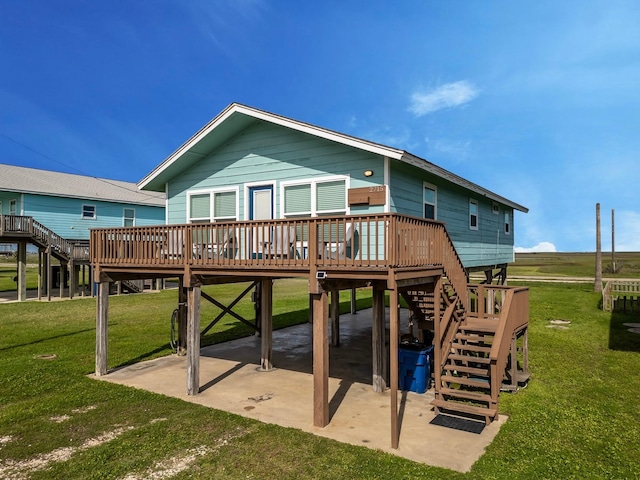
{"left": 91, "top": 213, "right": 465, "bottom": 291}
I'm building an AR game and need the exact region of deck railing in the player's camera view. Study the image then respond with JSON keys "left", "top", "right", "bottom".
{"left": 90, "top": 213, "right": 466, "bottom": 277}
{"left": 0, "top": 215, "right": 90, "bottom": 262}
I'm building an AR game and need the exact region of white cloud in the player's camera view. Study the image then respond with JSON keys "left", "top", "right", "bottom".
{"left": 515, "top": 242, "right": 558, "bottom": 253}
{"left": 409, "top": 81, "right": 479, "bottom": 117}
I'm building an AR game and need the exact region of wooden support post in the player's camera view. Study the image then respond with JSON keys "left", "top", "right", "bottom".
{"left": 389, "top": 283, "right": 399, "bottom": 449}
{"left": 37, "top": 248, "right": 43, "bottom": 300}
{"left": 331, "top": 290, "right": 340, "bottom": 347}
{"left": 260, "top": 279, "right": 273, "bottom": 371}
{"left": 17, "top": 240, "right": 27, "bottom": 302}
{"left": 95, "top": 281, "right": 109, "bottom": 376}
{"left": 69, "top": 261, "right": 76, "bottom": 299}
{"left": 46, "top": 247, "right": 52, "bottom": 301}
{"left": 59, "top": 261, "right": 66, "bottom": 299}
{"left": 177, "top": 277, "right": 187, "bottom": 355}
{"left": 312, "top": 291, "right": 329, "bottom": 427}
{"left": 350, "top": 288, "right": 357, "bottom": 314}
{"left": 186, "top": 282, "right": 201, "bottom": 396}
{"left": 372, "top": 284, "right": 387, "bottom": 393}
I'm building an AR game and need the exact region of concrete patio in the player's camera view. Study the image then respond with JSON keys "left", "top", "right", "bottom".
{"left": 94, "top": 307, "right": 507, "bottom": 473}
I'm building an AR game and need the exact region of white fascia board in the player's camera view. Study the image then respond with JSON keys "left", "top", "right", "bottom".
{"left": 138, "top": 104, "right": 241, "bottom": 191}
{"left": 138, "top": 103, "right": 404, "bottom": 191}
{"left": 400, "top": 153, "right": 529, "bottom": 213}
{"left": 238, "top": 105, "right": 405, "bottom": 160}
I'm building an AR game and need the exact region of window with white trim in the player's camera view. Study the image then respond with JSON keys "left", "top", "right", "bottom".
{"left": 423, "top": 183, "right": 437, "bottom": 220}
{"left": 123, "top": 208, "right": 135, "bottom": 227}
{"left": 9, "top": 200, "right": 17, "bottom": 215}
{"left": 282, "top": 177, "right": 347, "bottom": 217}
{"left": 505, "top": 212, "right": 511, "bottom": 235}
{"left": 492, "top": 202, "right": 499, "bottom": 214}
{"left": 469, "top": 199, "right": 478, "bottom": 230}
{"left": 187, "top": 189, "right": 238, "bottom": 223}
{"left": 82, "top": 204, "right": 96, "bottom": 219}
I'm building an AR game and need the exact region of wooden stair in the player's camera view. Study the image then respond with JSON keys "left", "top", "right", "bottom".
{"left": 432, "top": 318, "right": 499, "bottom": 425}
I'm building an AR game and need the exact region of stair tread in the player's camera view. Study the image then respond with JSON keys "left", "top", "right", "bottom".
{"left": 438, "top": 387, "right": 493, "bottom": 402}
{"left": 451, "top": 342, "right": 492, "bottom": 353}
{"left": 431, "top": 398, "right": 497, "bottom": 417}
{"left": 462, "top": 322, "right": 497, "bottom": 333}
{"left": 442, "top": 375, "right": 490, "bottom": 388}
{"left": 448, "top": 353, "right": 491, "bottom": 364}
{"left": 443, "top": 364, "right": 489, "bottom": 376}
{"left": 455, "top": 333, "right": 493, "bottom": 342}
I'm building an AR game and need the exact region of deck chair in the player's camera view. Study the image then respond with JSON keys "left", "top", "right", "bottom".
{"left": 162, "top": 229, "right": 184, "bottom": 259}
{"left": 192, "top": 227, "right": 238, "bottom": 259}
{"left": 328, "top": 223, "right": 359, "bottom": 260}
{"left": 221, "top": 229, "right": 239, "bottom": 259}
{"left": 269, "top": 225, "right": 296, "bottom": 258}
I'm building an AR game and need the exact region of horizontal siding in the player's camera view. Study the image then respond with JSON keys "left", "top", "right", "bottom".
{"left": 19, "top": 193, "right": 164, "bottom": 240}
{"left": 390, "top": 161, "right": 515, "bottom": 268}
{"left": 453, "top": 241, "right": 515, "bottom": 268}
{"left": 168, "top": 120, "right": 384, "bottom": 223}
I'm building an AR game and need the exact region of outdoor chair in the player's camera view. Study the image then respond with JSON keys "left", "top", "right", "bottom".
{"left": 327, "top": 222, "right": 359, "bottom": 260}
{"left": 192, "top": 228, "right": 238, "bottom": 259}
{"left": 162, "top": 229, "right": 184, "bottom": 259}
{"left": 268, "top": 225, "right": 297, "bottom": 258}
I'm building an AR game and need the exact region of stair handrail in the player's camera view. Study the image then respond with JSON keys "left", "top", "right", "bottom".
{"left": 437, "top": 299, "right": 460, "bottom": 370}
{"left": 0, "top": 214, "right": 88, "bottom": 262}
{"left": 489, "top": 287, "right": 529, "bottom": 364}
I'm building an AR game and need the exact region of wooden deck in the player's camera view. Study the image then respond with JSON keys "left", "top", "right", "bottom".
{"left": 90, "top": 213, "right": 529, "bottom": 451}
{"left": 91, "top": 213, "right": 465, "bottom": 294}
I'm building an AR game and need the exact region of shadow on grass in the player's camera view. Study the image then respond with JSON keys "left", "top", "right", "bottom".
{"left": 0, "top": 327, "right": 96, "bottom": 352}
{"left": 608, "top": 310, "right": 640, "bottom": 352}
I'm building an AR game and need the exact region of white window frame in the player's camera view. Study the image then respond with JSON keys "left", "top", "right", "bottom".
{"left": 423, "top": 182, "right": 437, "bottom": 220}
{"left": 244, "top": 180, "right": 276, "bottom": 220}
{"left": 123, "top": 208, "right": 135, "bottom": 227}
{"left": 280, "top": 175, "right": 350, "bottom": 218}
{"left": 82, "top": 204, "right": 96, "bottom": 220}
{"left": 469, "top": 199, "right": 479, "bottom": 230}
{"left": 505, "top": 212, "right": 511, "bottom": 235}
{"left": 186, "top": 187, "right": 239, "bottom": 223}
{"left": 492, "top": 202, "right": 499, "bottom": 215}
{"left": 9, "top": 199, "right": 17, "bottom": 215}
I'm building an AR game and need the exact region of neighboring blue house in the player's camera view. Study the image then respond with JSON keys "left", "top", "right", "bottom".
{"left": 0, "top": 163, "right": 165, "bottom": 241}
{"left": 0, "top": 163, "right": 165, "bottom": 301}
{"left": 139, "top": 103, "right": 527, "bottom": 278}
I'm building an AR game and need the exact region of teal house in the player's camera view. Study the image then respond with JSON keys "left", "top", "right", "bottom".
{"left": 91, "top": 103, "right": 531, "bottom": 443}
{"left": 139, "top": 103, "right": 527, "bottom": 279}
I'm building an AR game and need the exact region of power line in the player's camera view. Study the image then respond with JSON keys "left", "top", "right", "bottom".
{"left": 0, "top": 131, "right": 163, "bottom": 202}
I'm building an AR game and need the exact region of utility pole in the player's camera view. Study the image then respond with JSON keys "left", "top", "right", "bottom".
{"left": 594, "top": 203, "right": 602, "bottom": 292}
{"left": 611, "top": 209, "right": 616, "bottom": 274}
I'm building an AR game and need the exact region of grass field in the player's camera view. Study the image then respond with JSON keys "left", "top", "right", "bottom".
{"left": 1, "top": 276, "right": 640, "bottom": 479}
{"left": 511, "top": 251, "right": 640, "bottom": 278}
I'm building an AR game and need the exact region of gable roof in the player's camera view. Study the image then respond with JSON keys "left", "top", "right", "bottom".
{"left": 0, "top": 163, "right": 165, "bottom": 206}
{"left": 139, "top": 103, "right": 527, "bottom": 213}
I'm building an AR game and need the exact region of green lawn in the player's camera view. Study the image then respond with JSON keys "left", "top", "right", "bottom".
{"left": 1, "top": 280, "right": 640, "bottom": 479}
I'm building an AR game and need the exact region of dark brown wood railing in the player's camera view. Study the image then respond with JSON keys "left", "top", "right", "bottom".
{"left": 90, "top": 214, "right": 467, "bottom": 277}
{"left": 0, "top": 215, "right": 89, "bottom": 262}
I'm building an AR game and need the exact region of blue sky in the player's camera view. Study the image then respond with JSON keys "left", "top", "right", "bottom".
{"left": 1, "top": 1, "right": 638, "bottom": 252}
